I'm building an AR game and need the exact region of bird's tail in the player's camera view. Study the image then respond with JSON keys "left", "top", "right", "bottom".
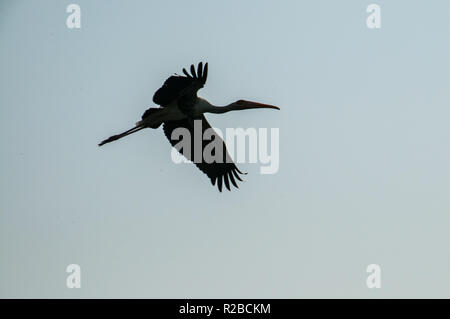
{"left": 98, "top": 125, "right": 145, "bottom": 146}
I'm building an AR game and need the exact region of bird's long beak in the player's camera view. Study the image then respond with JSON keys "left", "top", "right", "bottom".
{"left": 237, "top": 100, "right": 280, "bottom": 110}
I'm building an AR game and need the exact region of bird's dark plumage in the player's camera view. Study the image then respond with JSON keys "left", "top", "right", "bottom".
{"left": 141, "top": 107, "right": 160, "bottom": 120}
{"left": 156, "top": 63, "right": 244, "bottom": 191}
{"left": 152, "top": 62, "right": 208, "bottom": 107}
{"left": 162, "top": 115, "right": 244, "bottom": 192}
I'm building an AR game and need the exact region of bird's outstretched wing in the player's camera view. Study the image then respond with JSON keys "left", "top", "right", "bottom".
{"left": 162, "top": 115, "right": 245, "bottom": 192}
{"left": 153, "top": 62, "right": 208, "bottom": 107}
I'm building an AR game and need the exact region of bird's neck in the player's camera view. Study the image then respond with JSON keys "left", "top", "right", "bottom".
{"left": 202, "top": 101, "right": 237, "bottom": 114}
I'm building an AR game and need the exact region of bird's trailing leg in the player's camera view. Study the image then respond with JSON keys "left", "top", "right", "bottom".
{"left": 98, "top": 125, "right": 145, "bottom": 146}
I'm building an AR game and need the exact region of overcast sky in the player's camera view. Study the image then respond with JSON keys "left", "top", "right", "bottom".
{"left": 1, "top": 0, "right": 450, "bottom": 298}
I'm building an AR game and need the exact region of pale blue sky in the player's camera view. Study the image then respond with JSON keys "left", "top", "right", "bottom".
{"left": 1, "top": 0, "right": 450, "bottom": 298}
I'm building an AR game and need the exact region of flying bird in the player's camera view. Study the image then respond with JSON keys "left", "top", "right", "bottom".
{"left": 99, "top": 62, "right": 279, "bottom": 191}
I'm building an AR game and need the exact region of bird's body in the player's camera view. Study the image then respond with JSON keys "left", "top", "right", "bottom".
{"left": 136, "top": 97, "right": 212, "bottom": 128}
{"left": 99, "top": 62, "right": 279, "bottom": 191}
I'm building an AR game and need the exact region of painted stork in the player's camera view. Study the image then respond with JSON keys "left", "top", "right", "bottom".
{"left": 99, "top": 62, "right": 279, "bottom": 191}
